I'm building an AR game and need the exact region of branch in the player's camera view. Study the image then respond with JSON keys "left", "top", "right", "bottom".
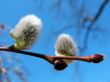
{"left": 0, "top": 46, "right": 104, "bottom": 70}
{"left": 83, "top": 0, "right": 109, "bottom": 49}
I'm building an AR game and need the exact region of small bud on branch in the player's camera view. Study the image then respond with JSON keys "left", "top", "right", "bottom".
{"left": 54, "top": 60, "right": 67, "bottom": 70}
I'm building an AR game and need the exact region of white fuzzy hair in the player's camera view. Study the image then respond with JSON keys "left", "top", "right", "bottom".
{"left": 10, "top": 14, "right": 42, "bottom": 50}
{"left": 55, "top": 34, "right": 77, "bottom": 64}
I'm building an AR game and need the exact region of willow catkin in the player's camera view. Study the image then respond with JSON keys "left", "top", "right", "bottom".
{"left": 10, "top": 14, "right": 42, "bottom": 50}
{"left": 55, "top": 34, "right": 77, "bottom": 64}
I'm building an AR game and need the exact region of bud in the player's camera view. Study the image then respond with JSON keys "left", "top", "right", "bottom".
{"left": 10, "top": 15, "right": 42, "bottom": 50}
{"left": 54, "top": 59, "right": 67, "bottom": 70}
{"left": 55, "top": 34, "right": 77, "bottom": 64}
{"left": 91, "top": 54, "right": 104, "bottom": 63}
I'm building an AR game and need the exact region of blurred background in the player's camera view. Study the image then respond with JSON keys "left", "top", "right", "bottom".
{"left": 0, "top": 0, "right": 109, "bottom": 82}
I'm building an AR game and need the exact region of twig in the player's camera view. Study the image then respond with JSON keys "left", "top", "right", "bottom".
{"left": 83, "top": 0, "right": 109, "bottom": 49}
{"left": 0, "top": 46, "right": 104, "bottom": 64}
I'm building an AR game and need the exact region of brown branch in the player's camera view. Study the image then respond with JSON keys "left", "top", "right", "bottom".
{"left": 83, "top": 0, "right": 109, "bottom": 49}
{"left": 0, "top": 46, "right": 104, "bottom": 70}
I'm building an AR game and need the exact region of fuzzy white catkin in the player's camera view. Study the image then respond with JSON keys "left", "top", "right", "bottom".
{"left": 55, "top": 34, "right": 77, "bottom": 64}
{"left": 10, "top": 14, "right": 42, "bottom": 50}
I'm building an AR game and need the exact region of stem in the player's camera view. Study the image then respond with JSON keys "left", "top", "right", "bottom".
{"left": 0, "top": 47, "right": 53, "bottom": 64}
{"left": 0, "top": 46, "right": 104, "bottom": 64}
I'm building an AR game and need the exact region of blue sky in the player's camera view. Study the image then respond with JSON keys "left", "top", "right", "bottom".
{"left": 0, "top": 0, "right": 110, "bottom": 82}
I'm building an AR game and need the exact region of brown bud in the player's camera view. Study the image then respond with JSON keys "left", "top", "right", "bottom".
{"left": 91, "top": 54, "right": 104, "bottom": 63}
{"left": 54, "top": 59, "right": 68, "bottom": 70}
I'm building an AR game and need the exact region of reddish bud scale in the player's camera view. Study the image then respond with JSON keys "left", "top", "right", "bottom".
{"left": 54, "top": 60, "right": 68, "bottom": 70}
{"left": 91, "top": 54, "right": 104, "bottom": 63}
